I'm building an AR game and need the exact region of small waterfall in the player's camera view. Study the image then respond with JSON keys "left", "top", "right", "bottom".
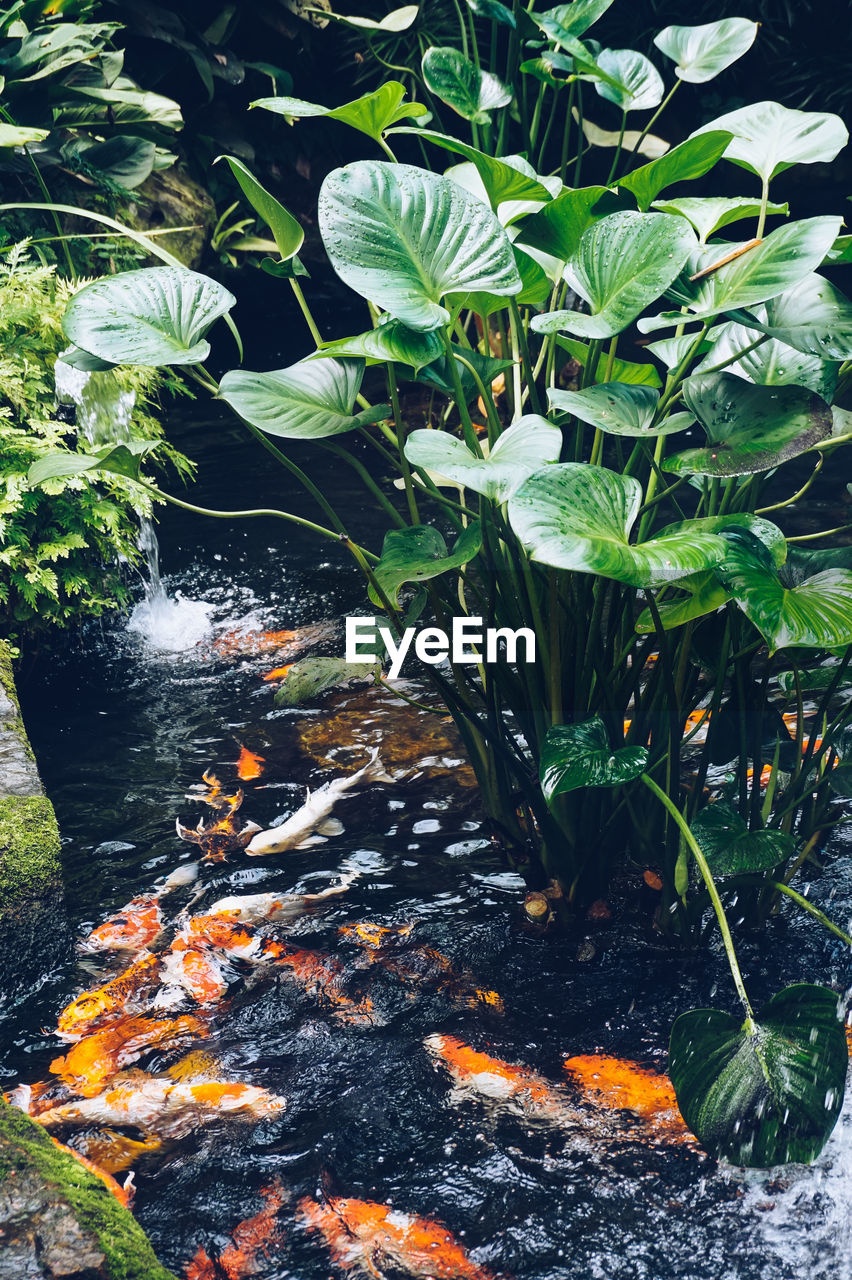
{"left": 54, "top": 357, "right": 213, "bottom": 652}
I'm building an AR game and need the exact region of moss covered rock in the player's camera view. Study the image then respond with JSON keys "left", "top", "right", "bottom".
{"left": 0, "top": 1100, "right": 177, "bottom": 1280}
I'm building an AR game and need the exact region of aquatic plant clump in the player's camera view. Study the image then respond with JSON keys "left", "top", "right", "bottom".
{"left": 25, "top": 3, "right": 852, "bottom": 1165}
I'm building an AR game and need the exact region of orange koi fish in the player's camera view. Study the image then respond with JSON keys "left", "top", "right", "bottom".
{"left": 68, "top": 1128, "right": 162, "bottom": 1174}
{"left": 82, "top": 896, "right": 163, "bottom": 953}
{"left": 158, "top": 944, "right": 233, "bottom": 1005}
{"left": 185, "top": 1181, "right": 286, "bottom": 1280}
{"left": 50, "top": 1135, "right": 134, "bottom": 1207}
{"left": 425, "top": 1034, "right": 567, "bottom": 1121}
{"left": 262, "top": 664, "right": 294, "bottom": 683}
{"left": 49, "top": 1014, "right": 207, "bottom": 1097}
{"left": 57, "top": 950, "right": 162, "bottom": 1038}
{"left": 176, "top": 773, "right": 261, "bottom": 863}
{"left": 300, "top": 1195, "right": 498, "bottom": 1280}
{"left": 562, "top": 1054, "right": 691, "bottom": 1141}
{"left": 275, "top": 947, "right": 375, "bottom": 1025}
{"left": 341, "top": 925, "right": 503, "bottom": 1014}
{"left": 177, "top": 915, "right": 290, "bottom": 963}
{"left": 30, "top": 1072, "right": 286, "bottom": 1134}
{"left": 236, "top": 745, "right": 266, "bottom": 781}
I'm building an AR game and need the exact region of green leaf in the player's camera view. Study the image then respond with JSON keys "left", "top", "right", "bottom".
{"left": 57, "top": 344, "right": 116, "bottom": 373}
{"left": 653, "top": 19, "right": 757, "bottom": 84}
{"left": 392, "top": 129, "right": 553, "bottom": 208}
{"left": 75, "top": 135, "right": 155, "bottom": 189}
{"left": 322, "top": 5, "right": 419, "bottom": 31}
{"left": 664, "top": 373, "right": 832, "bottom": 477}
{"left": 405, "top": 416, "right": 562, "bottom": 503}
{"left": 514, "top": 185, "right": 613, "bottom": 264}
{"left": 520, "top": 39, "right": 629, "bottom": 94}
{"left": 508, "top": 463, "right": 727, "bottom": 587}
{"left": 414, "top": 346, "right": 512, "bottom": 399}
{"left": 217, "top": 155, "right": 304, "bottom": 262}
{"left": 28, "top": 441, "right": 157, "bottom": 486}
{"left": 533, "top": 1, "right": 615, "bottom": 43}
{"left": 273, "top": 656, "right": 375, "bottom": 707}
{"left": 0, "top": 122, "right": 48, "bottom": 147}
{"left": 465, "top": 0, "right": 516, "bottom": 27}
{"left": 532, "top": 210, "right": 696, "bottom": 340}
{"left": 669, "top": 984, "right": 847, "bottom": 1166}
{"left": 651, "top": 196, "right": 789, "bottom": 244}
{"left": 691, "top": 101, "right": 849, "bottom": 184}
{"left": 370, "top": 523, "right": 483, "bottom": 606}
{"left": 548, "top": 382, "right": 693, "bottom": 436}
{"left": 554, "top": 335, "right": 661, "bottom": 387}
{"left": 56, "top": 86, "right": 182, "bottom": 132}
{"left": 594, "top": 48, "right": 663, "bottom": 113}
{"left": 540, "top": 717, "right": 648, "bottom": 803}
{"left": 690, "top": 802, "right": 794, "bottom": 876}
{"left": 422, "top": 46, "right": 511, "bottom": 125}
{"left": 657, "top": 217, "right": 843, "bottom": 327}
{"left": 696, "top": 320, "right": 838, "bottom": 403}
{"left": 219, "top": 357, "right": 388, "bottom": 439}
{"left": 318, "top": 161, "right": 522, "bottom": 331}
{"left": 717, "top": 529, "right": 852, "bottom": 652}
{"left": 777, "top": 664, "right": 852, "bottom": 694}
{"left": 619, "top": 132, "right": 732, "bottom": 212}
{"left": 739, "top": 274, "right": 852, "bottom": 363}
{"left": 252, "top": 81, "right": 426, "bottom": 142}
{"left": 62, "top": 266, "right": 235, "bottom": 367}
{"left": 636, "top": 571, "right": 729, "bottom": 633}
{"left": 315, "top": 321, "right": 442, "bottom": 373}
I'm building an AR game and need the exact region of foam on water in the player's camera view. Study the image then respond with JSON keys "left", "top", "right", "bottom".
{"left": 127, "top": 591, "right": 215, "bottom": 652}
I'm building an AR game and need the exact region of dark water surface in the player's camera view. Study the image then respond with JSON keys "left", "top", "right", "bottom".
{"left": 4, "top": 397, "right": 852, "bottom": 1280}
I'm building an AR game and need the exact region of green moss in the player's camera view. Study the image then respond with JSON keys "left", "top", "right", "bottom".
{"left": 0, "top": 793, "right": 61, "bottom": 905}
{"left": 0, "top": 1101, "right": 177, "bottom": 1280}
{"left": 0, "top": 640, "right": 16, "bottom": 707}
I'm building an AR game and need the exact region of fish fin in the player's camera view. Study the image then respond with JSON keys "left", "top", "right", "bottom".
{"left": 242, "top": 820, "right": 262, "bottom": 835}
{"left": 295, "top": 834, "right": 328, "bottom": 848}
{"left": 7, "top": 1083, "right": 31, "bottom": 1113}
{"left": 175, "top": 819, "right": 200, "bottom": 844}
{"left": 362, "top": 747, "right": 396, "bottom": 786}
{"left": 316, "top": 818, "right": 344, "bottom": 837}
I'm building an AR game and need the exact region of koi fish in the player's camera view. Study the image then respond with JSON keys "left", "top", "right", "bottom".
{"left": 206, "top": 870, "right": 360, "bottom": 923}
{"left": 176, "top": 915, "right": 290, "bottom": 963}
{"left": 246, "top": 750, "right": 394, "bottom": 856}
{"left": 211, "top": 623, "right": 336, "bottom": 660}
{"left": 237, "top": 745, "right": 266, "bottom": 781}
{"left": 82, "top": 895, "right": 163, "bottom": 953}
{"left": 50, "top": 1014, "right": 207, "bottom": 1096}
{"left": 50, "top": 1135, "right": 134, "bottom": 1208}
{"left": 156, "top": 862, "right": 199, "bottom": 892}
{"left": 30, "top": 1072, "right": 286, "bottom": 1133}
{"left": 341, "top": 926, "right": 503, "bottom": 1014}
{"left": 275, "top": 947, "right": 375, "bottom": 1025}
{"left": 68, "top": 1128, "right": 162, "bottom": 1174}
{"left": 156, "top": 945, "right": 233, "bottom": 1005}
{"left": 57, "top": 950, "right": 162, "bottom": 1038}
{"left": 184, "top": 1181, "right": 286, "bottom": 1280}
{"left": 562, "top": 1054, "right": 691, "bottom": 1141}
{"left": 176, "top": 775, "right": 262, "bottom": 863}
{"left": 299, "top": 1195, "right": 498, "bottom": 1280}
{"left": 424, "top": 1034, "right": 568, "bottom": 1121}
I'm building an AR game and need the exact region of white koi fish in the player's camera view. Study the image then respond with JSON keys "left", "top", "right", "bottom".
{"left": 207, "top": 870, "right": 360, "bottom": 922}
{"left": 246, "top": 752, "right": 394, "bottom": 856}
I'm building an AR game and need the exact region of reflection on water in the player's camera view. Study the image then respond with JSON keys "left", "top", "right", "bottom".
{"left": 4, "top": 406, "right": 852, "bottom": 1280}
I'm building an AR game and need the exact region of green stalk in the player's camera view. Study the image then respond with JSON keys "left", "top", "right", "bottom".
{"left": 289, "top": 279, "right": 323, "bottom": 346}
{"left": 440, "top": 329, "right": 480, "bottom": 451}
{"left": 605, "top": 112, "right": 628, "bottom": 186}
{"left": 770, "top": 881, "right": 852, "bottom": 948}
{"left": 625, "top": 81, "right": 681, "bottom": 176}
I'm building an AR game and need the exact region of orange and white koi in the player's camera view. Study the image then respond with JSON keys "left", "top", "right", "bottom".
{"left": 176, "top": 915, "right": 290, "bottom": 963}
{"left": 425, "top": 1034, "right": 567, "bottom": 1120}
{"left": 57, "top": 950, "right": 162, "bottom": 1039}
{"left": 246, "top": 751, "right": 394, "bottom": 856}
{"left": 299, "top": 1195, "right": 498, "bottom": 1280}
{"left": 157, "top": 944, "right": 233, "bottom": 1005}
{"left": 67, "top": 1128, "right": 162, "bottom": 1174}
{"left": 29, "top": 1073, "right": 286, "bottom": 1133}
{"left": 184, "top": 1181, "right": 286, "bottom": 1280}
{"left": 82, "top": 896, "right": 163, "bottom": 954}
{"left": 207, "top": 870, "right": 360, "bottom": 924}
{"left": 49, "top": 1014, "right": 207, "bottom": 1097}
{"left": 562, "top": 1054, "right": 691, "bottom": 1142}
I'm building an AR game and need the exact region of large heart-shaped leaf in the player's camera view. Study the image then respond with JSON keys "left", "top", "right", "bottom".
{"left": 414, "top": 347, "right": 513, "bottom": 400}
{"left": 669, "top": 984, "right": 847, "bottom": 1166}
{"left": 664, "top": 373, "right": 831, "bottom": 477}
{"left": 717, "top": 529, "right": 852, "bottom": 652}
{"left": 219, "top": 358, "right": 387, "bottom": 439}
{"left": 73, "top": 136, "right": 156, "bottom": 189}
{"left": 28, "top": 440, "right": 158, "bottom": 486}
{"left": 664, "top": 217, "right": 842, "bottom": 324}
{"left": 252, "top": 81, "right": 426, "bottom": 142}
{"left": 690, "top": 802, "right": 794, "bottom": 876}
{"left": 515, "top": 185, "right": 612, "bottom": 264}
{"left": 696, "top": 321, "right": 838, "bottom": 403}
{"left": 736, "top": 274, "right": 852, "bottom": 363}
{"left": 62, "top": 267, "right": 235, "bottom": 367}
{"left": 532, "top": 211, "right": 696, "bottom": 340}
{"left": 555, "top": 336, "right": 661, "bottom": 388}
{"left": 393, "top": 129, "right": 553, "bottom": 209}
{"left": 548, "top": 383, "right": 693, "bottom": 436}
{"left": 691, "top": 102, "right": 849, "bottom": 184}
{"left": 540, "top": 717, "right": 648, "bottom": 803}
{"left": 405, "top": 416, "right": 562, "bottom": 504}
{"left": 533, "top": 1, "right": 615, "bottom": 43}
{"left": 370, "top": 523, "right": 483, "bottom": 606}
{"left": 653, "top": 19, "right": 757, "bottom": 84}
{"left": 594, "top": 49, "right": 664, "bottom": 113}
{"left": 651, "top": 196, "right": 789, "bottom": 244}
{"left": 218, "top": 155, "right": 304, "bottom": 263}
{"left": 318, "top": 161, "right": 522, "bottom": 331}
{"left": 0, "top": 123, "right": 49, "bottom": 147}
{"left": 508, "top": 463, "right": 727, "bottom": 587}
{"left": 465, "top": 0, "right": 516, "bottom": 28}
{"left": 618, "top": 133, "right": 732, "bottom": 212}
{"left": 314, "top": 321, "right": 442, "bottom": 374}
{"left": 323, "top": 6, "right": 419, "bottom": 31}
{"left": 422, "top": 46, "right": 511, "bottom": 124}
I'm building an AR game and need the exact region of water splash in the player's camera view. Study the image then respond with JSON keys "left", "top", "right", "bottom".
{"left": 54, "top": 357, "right": 213, "bottom": 651}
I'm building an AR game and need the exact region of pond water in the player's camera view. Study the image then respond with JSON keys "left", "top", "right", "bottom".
{"left": 4, "top": 379, "right": 852, "bottom": 1279}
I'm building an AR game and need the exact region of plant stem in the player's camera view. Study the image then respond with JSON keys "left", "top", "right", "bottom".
{"left": 770, "top": 881, "right": 852, "bottom": 948}
{"left": 626, "top": 81, "right": 681, "bottom": 175}
{"left": 289, "top": 279, "right": 323, "bottom": 345}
